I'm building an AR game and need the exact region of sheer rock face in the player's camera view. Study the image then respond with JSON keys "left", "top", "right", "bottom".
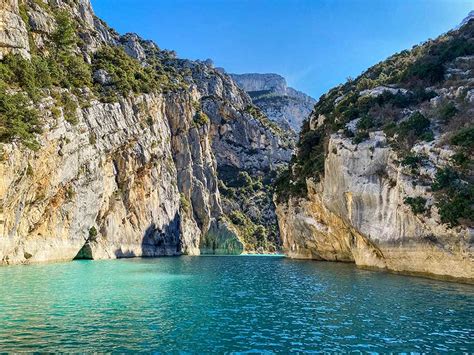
{"left": 276, "top": 133, "right": 473, "bottom": 281}
{"left": 1, "top": 93, "right": 181, "bottom": 263}
{"left": 176, "top": 61, "right": 294, "bottom": 252}
{"left": 230, "top": 73, "right": 316, "bottom": 132}
{"left": 0, "top": 0, "right": 30, "bottom": 59}
{"left": 0, "top": 86, "right": 244, "bottom": 264}
{"left": 183, "top": 65, "right": 294, "bottom": 172}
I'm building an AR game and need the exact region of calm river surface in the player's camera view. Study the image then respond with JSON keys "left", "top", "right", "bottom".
{"left": 0, "top": 256, "right": 472, "bottom": 352}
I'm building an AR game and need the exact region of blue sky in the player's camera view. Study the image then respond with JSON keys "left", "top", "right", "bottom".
{"left": 90, "top": 0, "right": 472, "bottom": 99}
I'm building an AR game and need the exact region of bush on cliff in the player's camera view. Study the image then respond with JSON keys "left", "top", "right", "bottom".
{"left": 431, "top": 166, "right": 474, "bottom": 227}
{"left": 92, "top": 46, "right": 161, "bottom": 101}
{"left": 404, "top": 196, "right": 427, "bottom": 215}
{"left": 0, "top": 83, "right": 41, "bottom": 150}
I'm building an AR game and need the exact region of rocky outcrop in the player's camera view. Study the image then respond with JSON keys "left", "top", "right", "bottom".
{"left": 230, "top": 73, "right": 288, "bottom": 94}
{"left": 277, "top": 133, "right": 473, "bottom": 281}
{"left": 230, "top": 73, "right": 315, "bottom": 132}
{"left": 456, "top": 10, "right": 474, "bottom": 30}
{"left": 0, "top": 0, "right": 30, "bottom": 59}
{"left": 0, "top": 84, "right": 250, "bottom": 264}
{"left": 0, "top": 92, "right": 180, "bottom": 263}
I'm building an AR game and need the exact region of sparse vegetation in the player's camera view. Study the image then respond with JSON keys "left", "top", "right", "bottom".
{"left": 404, "top": 196, "right": 427, "bottom": 215}
{"left": 180, "top": 193, "right": 191, "bottom": 212}
{"left": 244, "top": 105, "right": 282, "bottom": 135}
{"left": 219, "top": 165, "right": 280, "bottom": 251}
{"left": 88, "top": 226, "right": 98, "bottom": 240}
{"left": 193, "top": 111, "right": 209, "bottom": 127}
{"left": 439, "top": 102, "right": 458, "bottom": 123}
{"left": 431, "top": 166, "right": 473, "bottom": 227}
{"left": 0, "top": 81, "right": 41, "bottom": 150}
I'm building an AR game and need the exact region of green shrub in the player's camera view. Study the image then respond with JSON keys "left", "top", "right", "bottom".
{"left": 146, "top": 116, "right": 154, "bottom": 127}
{"left": 436, "top": 185, "right": 474, "bottom": 227}
{"left": 389, "top": 111, "right": 434, "bottom": 147}
{"left": 60, "top": 54, "right": 92, "bottom": 89}
{"left": 401, "top": 153, "right": 424, "bottom": 174}
{"left": 431, "top": 166, "right": 473, "bottom": 227}
{"left": 0, "top": 83, "right": 41, "bottom": 150}
{"left": 401, "top": 154, "right": 423, "bottom": 168}
{"left": 228, "top": 210, "right": 269, "bottom": 250}
{"left": 193, "top": 111, "right": 209, "bottom": 127}
{"left": 180, "top": 193, "right": 191, "bottom": 212}
{"left": 89, "top": 133, "right": 96, "bottom": 145}
{"left": 52, "top": 11, "right": 77, "bottom": 51}
{"left": 92, "top": 46, "right": 161, "bottom": 101}
{"left": 450, "top": 127, "right": 474, "bottom": 151}
{"left": 400, "top": 112, "right": 431, "bottom": 137}
{"left": 405, "top": 34, "right": 474, "bottom": 84}
{"left": 65, "top": 186, "right": 75, "bottom": 200}
{"left": 451, "top": 152, "right": 469, "bottom": 169}
{"left": 274, "top": 166, "right": 308, "bottom": 202}
{"left": 352, "top": 130, "right": 369, "bottom": 144}
{"left": 59, "top": 93, "right": 79, "bottom": 125}
{"left": 26, "top": 163, "right": 34, "bottom": 177}
{"left": 88, "top": 226, "right": 98, "bottom": 240}
{"left": 439, "top": 102, "right": 457, "bottom": 123}
{"left": 356, "top": 115, "right": 375, "bottom": 130}
{"left": 404, "top": 196, "right": 427, "bottom": 215}
{"left": 431, "top": 166, "right": 459, "bottom": 191}
{"left": 1, "top": 54, "right": 41, "bottom": 100}
{"left": 406, "top": 58, "right": 445, "bottom": 84}
{"left": 383, "top": 122, "right": 397, "bottom": 137}
{"left": 229, "top": 211, "right": 246, "bottom": 226}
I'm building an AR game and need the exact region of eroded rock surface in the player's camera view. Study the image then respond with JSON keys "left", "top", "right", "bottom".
{"left": 0, "top": 0, "right": 30, "bottom": 59}
{"left": 277, "top": 133, "right": 473, "bottom": 281}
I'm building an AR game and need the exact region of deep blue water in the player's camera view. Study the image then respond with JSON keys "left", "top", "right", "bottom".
{"left": 0, "top": 256, "right": 472, "bottom": 352}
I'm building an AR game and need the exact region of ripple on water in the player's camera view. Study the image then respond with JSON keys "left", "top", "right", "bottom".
{"left": 0, "top": 256, "right": 472, "bottom": 352}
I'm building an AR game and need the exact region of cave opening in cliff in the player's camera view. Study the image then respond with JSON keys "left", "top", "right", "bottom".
{"left": 74, "top": 243, "right": 94, "bottom": 260}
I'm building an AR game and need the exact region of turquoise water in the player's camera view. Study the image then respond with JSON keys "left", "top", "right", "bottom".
{"left": 0, "top": 256, "right": 472, "bottom": 352}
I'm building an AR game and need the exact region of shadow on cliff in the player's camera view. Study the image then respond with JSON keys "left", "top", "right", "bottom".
{"left": 74, "top": 213, "right": 182, "bottom": 260}
{"left": 140, "top": 212, "right": 181, "bottom": 257}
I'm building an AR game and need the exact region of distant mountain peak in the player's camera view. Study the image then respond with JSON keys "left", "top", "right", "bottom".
{"left": 229, "top": 73, "right": 315, "bottom": 132}
{"left": 456, "top": 10, "right": 474, "bottom": 29}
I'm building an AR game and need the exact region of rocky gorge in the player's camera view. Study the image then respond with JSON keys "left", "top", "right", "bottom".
{"left": 0, "top": 0, "right": 472, "bottom": 285}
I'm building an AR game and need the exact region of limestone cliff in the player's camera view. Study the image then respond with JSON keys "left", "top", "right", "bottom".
{"left": 275, "top": 19, "right": 474, "bottom": 281}
{"left": 0, "top": 0, "right": 292, "bottom": 263}
{"left": 179, "top": 62, "right": 294, "bottom": 252}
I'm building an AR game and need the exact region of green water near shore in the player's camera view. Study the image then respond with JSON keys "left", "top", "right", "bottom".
{"left": 0, "top": 256, "right": 472, "bottom": 352}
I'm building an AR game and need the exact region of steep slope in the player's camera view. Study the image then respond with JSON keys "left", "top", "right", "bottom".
{"left": 275, "top": 18, "right": 474, "bottom": 281}
{"left": 0, "top": 0, "right": 292, "bottom": 264}
{"left": 230, "top": 73, "right": 315, "bottom": 132}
